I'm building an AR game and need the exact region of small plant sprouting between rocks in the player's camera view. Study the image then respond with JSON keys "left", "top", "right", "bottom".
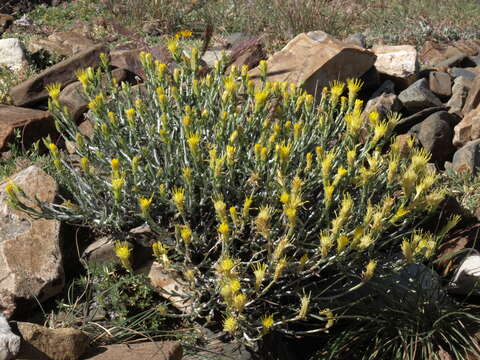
{"left": 7, "top": 41, "right": 460, "bottom": 345}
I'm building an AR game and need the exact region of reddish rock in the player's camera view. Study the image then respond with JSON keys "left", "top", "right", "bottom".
{"left": 462, "top": 76, "right": 480, "bottom": 115}
{"left": 420, "top": 40, "right": 480, "bottom": 67}
{"left": 0, "top": 105, "right": 55, "bottom": 152}
{"left": 249, "top": 32, "right": 375, "bottom": 100}
{"left": 10, "top": 44, "right": 107, "bottom": 107}
{"left": 82, "top": 341, "right": 182, "bottom": 360}
{"left": 429, "top": 71, "right": 451, "bottom": 100}
{"left": 16, "top": 322, "right": 90, "bottom": 360}
{"left": 453, "top": 106, "right": 480, "bottom": 147}
{"left": 451, "top": 139, "right": 480, "bottom": 174}
{"left": 0, "top": 13, "right": 13, "bottom": 34}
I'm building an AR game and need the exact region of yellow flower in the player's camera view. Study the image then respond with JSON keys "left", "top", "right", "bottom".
{"left": 223, "top": 316, "right": 238, "bottom": 333}
{"left": 368, "top": 111, "right": 380, "bottom": 125}
{"left": 229, "top": 206, "right": 238, "bottom": 225}
{"left": 233, "top": 293, "right": 247, "bottom": 312}
{"left": 254, "top": 89, "right": 269, "bottom": 112}
{"left": 347, "top": 78, "right": 363, "bottom": 103}
{"left": 243, "top": 195, "right": 253, "bottom": 217}
{"left": 138, "top": 195, "right": 153, "bottom": 218}
{"left": 255, "top": 205, "right": 273, "bottom": 238}
{"left": 324, "top": 185, "right": 334, "bottom": 208}
{"left": 180, "top": 225, "right": 192, "bottom": 245}
{"left": 274, "top": 257, "right": 287, "bottom": 280}
{"left": 125, "top": 108, "right": 135, "bottom": 127}
{"left": 46, "top": 82, "right": 61, "bottom": 100}
{"left": 167, "top": 38, "right": 180, "bottom": 56}
{"left": 284, "top": 207, "right": 297, "bottom": 226}
{"left": 321, "top": 151, "right": 335, "bottom": 179}
{"left": 111, "top": 177, "right": 125, "bottom": 202}
{"left": 172, "top": 187, "right": 185, "bottom": 212}
{"left": 226, "top": 145, "right": 236, "bottom": 165}
{"left": 261, "top": 314, "right": 274, "bottom": 332}
{"left": 152, "top": 241, "right": 168, "bottom": 259}
{"left": 115, "top": 241, "right": 132, "bottom": 271}
{"left": 214, "top": 200, "right": 227, "bottom": 222}
{"left": 182, "top": 167, "right": 192, "bottom": 184}
{"left": 175, "top": 29, "right": 192, "bottom": 38}
{"left": 401, "top": 239, "right": 414, "bottom": 264}
{"left": 279, "top": 192, "right": 290, "bottom": 204}
{"left": 320, "top": 309, "right": 335, "bottom": 329}
{"left": 320, "top": 232, "right": 333, "bottom": 257}
{"left": 259, "top": 60, "right": 268, "bottom": 79}
{"left": 276, "top": 142, "right": 292, "bottom": 165}
{"left": 187, "top": 133, "right": 201, "bottom": 156}
{"left": 330, "top": 80, "right": 345, "bottom": 99}
{"left": 218, "top": 257, "right": 235, "bottom": 275}
{"left": 111, "top": 158, "right": 120, "bottom": 175}
{"left": 337, "top": 235, "right": 349, "bottom": 253}
{"left": 218, "top": 222, "right": 229, "bottom": 240}
{"left": 305, "top": 152, "right": 313, "bottom": 171}
{"left": 362, "top": 260, "right": 377, "bottom": 282}
{"left": 48, "top": 142, "right": 58, "bottom": 157}
{"left": 252, "top": 262, "right": 267, "bottom": 290}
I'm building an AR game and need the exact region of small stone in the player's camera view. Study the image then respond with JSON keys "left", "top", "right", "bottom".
{"left": 462, "top": 76, "right": 480, "bottom": 115}
{"left": 450, "top": 67, "right": 476, "bottom": 81}
{"left": 82, "top": 341, "right": 182, "bottom": 360}
{"left": 453, "top": 107, "right": 480, "bottom": 147}
{"left": 409, "top": 111, "right": 456, "bottom": 164}
{"left": 447, "top": 76, "right": 472, "bottom": 114}
{"left": 249, "top": 32, "right": 376, "bottom": 101}
{"left": 451, "top": 139, "right": 480, "bottom": 174}
{"left": 372, "top": 44, "right": 418, "bottom": 88}
{"left": 15, "top": 322, "right": 89, "bottom": 360}
{"left": 0, "top": 105, "right": 55, "bottom": 152}
{"left": 398, "top": 78, "right": 442, "bottom": 113}
{"left": 428, "top": 71, "right": 451, "bottom": 100}
{"left": 0, "top": 313, "right": 20, "bottom": 360}
{"left": 0, "top": 38, "right": 27, "bottom": 71}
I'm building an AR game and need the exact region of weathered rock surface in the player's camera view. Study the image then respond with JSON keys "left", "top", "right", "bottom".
{"left": 0, "top": 105, "right": 54, "bottom": 151}
{"left": 110, "top": 45, "right": 170, "bottom": 80}
{"left": 395, "top": 106, "right": 446, "bottom": 133}
{"left": 453, "top": 106, "right": 480, "bottom": 147}
{"left": 0, "top": 166, "right": 63, "bottom": 304}
{"left": 0, "top": 38, "right": 27, "bottom": 71}
{"left": 420, "top": 40, "right": 480, "bottom": 66}
{"left": 0, "top": 313, "right": 20, "bottom": 360}
{"left": 428, "top": 71, "right": 451, "bottom": 100}
{"left": 398, "top": 78, "right": 442, "bottom": 113}
{"left": 10, "top": 44, "right": 107, "bottom": 107}
{"left": 447, "top": 76, "right": 472, "bottom": 114}
{"left": 451, "top": 139, "right": 480, "bottom": 174}
{"left": 409, "top": 111, "right": 456, "bottom": 163}
{"left": 462, "top": 76, "right": 480, "bottom": 115}
{"left": 450, "top": 67, "right": 477, "bottom": 81}
{"left": 249, "top": 32, "right": 376, "bottom": 99}
{"left": 81, "top": 236, "right": 116, "bottom": 265}
{"left": 372, "top": 44, "right": 418, "bottom": 88}
{"left": 82, "top": 341, "right": 182, "bottom": 360}
{"left": 15, "top": 322, "right": 89, "bottom": 360}
{"left": 28, "top": 32, "right": 95, "bottom": 58}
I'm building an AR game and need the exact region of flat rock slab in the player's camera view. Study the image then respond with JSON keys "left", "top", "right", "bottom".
{"left": 10, "top": 44, "right": 107, "bottom": 107}
{"left": 16, "top": 322, "right": 89, "bottom": 360}
{"left": 28, "top": 31, "right": 95, "bottom": 58}
{"left": 0, "top": 105, "right": 54, "bottom": 151}
{"left": 81, "top": 341, "right": 182, "bottom": 360}
{"left": 249, "top": 32, "right": 376, "bottom": 98}
{"left": 0, "top": 166, "right": 63, "bottom": 304}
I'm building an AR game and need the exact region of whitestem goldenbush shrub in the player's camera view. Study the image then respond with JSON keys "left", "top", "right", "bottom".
{"left": 8, "top": 41, "right": 459, "bottom": 343}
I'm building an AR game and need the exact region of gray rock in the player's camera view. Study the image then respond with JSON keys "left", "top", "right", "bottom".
{"left": 452, "top": 138, "right": 480, "bottom": 174}
{"left": 428, "top": 71, "right": 451, "bottom": 99}
{"left": 409, "top": 111, "right": 456, "bottom": 163}
{"left": 0, "top": 38, "right": 27, "bottom": 71}
{"left": 435, "top": 53, "right": 468, "bottom": 68}
{"left": 398, "top": 78, "right": 442, "bottom": 113}
{"left": 447, "top": 76, "right": 472, "bottom": 114}
{"left": 450, "top": 67, "right": 477, "bottom": 81}
{"left": 449, "top": 249, "right": 480, "bottom": 295}
{"left": 395, "top": 106, "right": 446, "bottom": 133}
{"left": 371, "top": 80, "right": 395, "bottom": 98}
{"left": 468, "top": 55, "right": 480, "bottom": 66}
{"left": 462, "top": 75, "right": 480, "bottom": 114}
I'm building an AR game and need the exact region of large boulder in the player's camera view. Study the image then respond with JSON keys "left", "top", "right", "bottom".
{"left": 0, "top": 166, "right": 63, "bottom": 307}
{"left": 451, "top": 139, "right": 480, "bottom": 174}
{"left": 0, "top": 38, "right": 27, "bottom": 71}
{"left": 15, "top": 322, "right": 89, "bottom": 360}
{"left": 0, "top": 105, "right": 55, "bottom": 152}
{"left": 453, "top": 106, "right": 480, "bottom": 147}
{"left": 372, "top": 44, "right": 418, "bottom": 89}
{"left": 9, "top": 44, "right": 107, "bottom": 107}
{"left": 409, "top": 111, "right": 456, "bottom": 164}
{"left": 398, "top": 78, "right": 442, "bottom": 113}
{"left": 248, "top": 32, "right": 376, "bottom": 99}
